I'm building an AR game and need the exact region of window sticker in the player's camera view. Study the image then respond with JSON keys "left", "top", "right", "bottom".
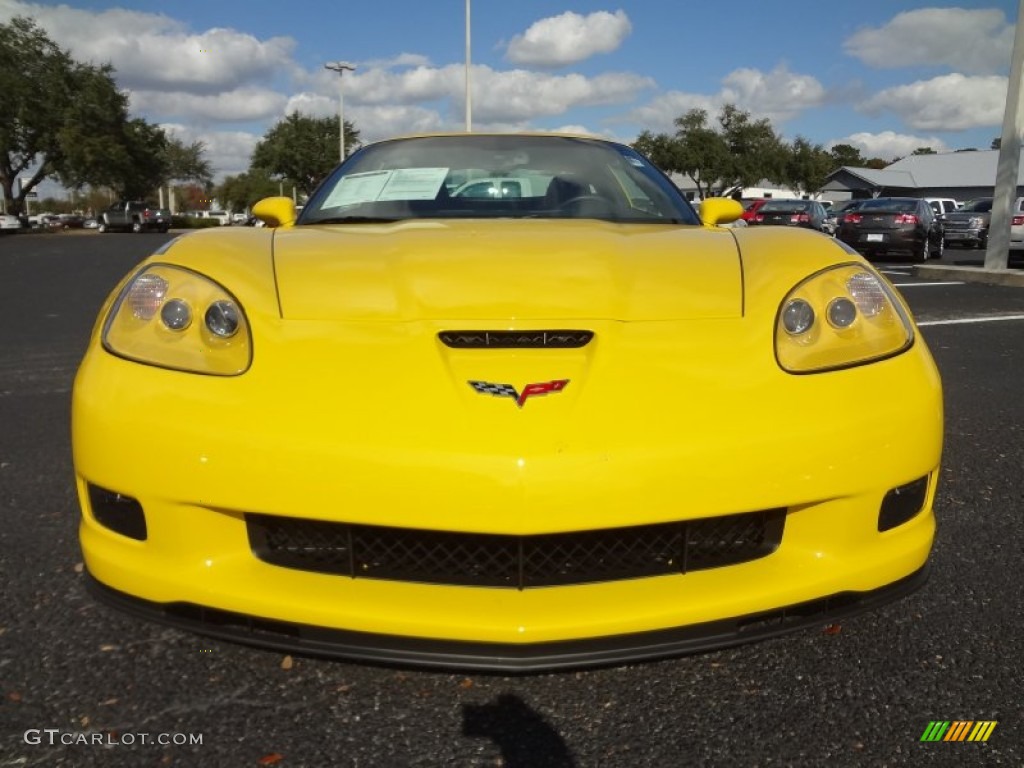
{"left": 323, "top": 168, "right": 449, "bottom": 208}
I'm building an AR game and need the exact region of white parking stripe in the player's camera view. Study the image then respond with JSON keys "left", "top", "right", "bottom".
{"left": 917, "top": 314, "right": 1024, "bottom": 326}
{"left": 892, "top": 281, "right": 965, "bottom": 287}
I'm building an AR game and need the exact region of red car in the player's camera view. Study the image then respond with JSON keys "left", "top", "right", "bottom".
{"left": 740, "top": 199, "right": 768, "bottom": 222}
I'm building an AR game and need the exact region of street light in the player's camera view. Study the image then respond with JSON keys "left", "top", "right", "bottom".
{"left": 324, "top": 61, "right": 357, "bottom": 162}
{"left": 465, "top": 0, "right": 472, "bottom": 131}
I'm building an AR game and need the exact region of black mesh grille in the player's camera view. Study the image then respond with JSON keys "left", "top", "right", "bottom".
{"left": 438, "top": 330, "right": 594, "bottom": 348}
{"left": 247, "top": 510, "right": 785, "bottom": 589}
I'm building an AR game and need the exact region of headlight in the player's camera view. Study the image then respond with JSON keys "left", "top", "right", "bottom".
{"left": 775, "top": 264, "right": 913, "bottom": 373}
{"left": 102, "top": 265, "right": 252, "bottom": 375}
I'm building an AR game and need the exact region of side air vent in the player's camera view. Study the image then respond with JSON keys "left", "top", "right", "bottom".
{"left": 438, "top": 330, "right": 594, "bottom": 349}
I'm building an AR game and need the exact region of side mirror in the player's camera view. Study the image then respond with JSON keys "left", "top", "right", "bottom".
{"left": 700, "top": 198, "right": 744, "bottom": 227}
{"left": 252, "top": 196, "right": 297, "bottom": 229}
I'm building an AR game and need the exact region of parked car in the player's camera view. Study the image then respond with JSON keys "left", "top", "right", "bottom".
{"left": 57, "top": 213, "right": 85, "bottom": 229}
{"left": 944, "top": 197, "right": 1024, "bottom": 250}
{"left": 748, "top": 199, "right": 830, "bottom": 233}
{"left": 452, "top": 176, "right": 551, "bottom": 199}
{"left": 98, "top": 201, "right": 171, "bottom": 234}
{"left": 1012, "top": 212, "right": 1024, "bottom": 252}
{"left": 0, "top": 213, "right": 23, "bottom": 232}
{"left": 836, "top": 197, "right": 943, "bottom": 261}
{"left": 924, "top": 198, "right": 960, "bottom": 216}
{"left": 73, "top": 132, "right": 942, "bottom": 671}
{"left": 825, "top": 200, "right": 864, "bottom": 236}
{"left": 740, "top": 198, "right": 768, "bottom": 222}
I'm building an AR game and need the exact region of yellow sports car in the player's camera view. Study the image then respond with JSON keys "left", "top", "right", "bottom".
{"left": 73, "top": 134, "right": 942, "bottom": 671}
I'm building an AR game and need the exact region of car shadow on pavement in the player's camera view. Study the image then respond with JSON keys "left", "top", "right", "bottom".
{"left": 463, "top": 693, "right": 576, "bottom": 766}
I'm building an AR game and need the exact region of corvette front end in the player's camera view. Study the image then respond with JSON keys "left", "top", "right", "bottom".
{"left": 73, "top": 134, "right": 942, "bottom": 670}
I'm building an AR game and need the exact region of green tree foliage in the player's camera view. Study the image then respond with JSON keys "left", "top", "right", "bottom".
{"left": 164, "top": 138, "right": 213, "bottom": 187}
{"left": 0, "top": 17, "right": 192, "bottom": 211}
{"left": 632, "top": 105, "right": 787, "bottom": 199}
{"left": 783, "top": 136, "right": 835, "bottom": 197}
{"left": 911, "top": 147, "right": 937, "bottom": 155}
{"left": 217, "top": 169, "right": 281, "bottom": 212}
{"left": 251, "top": 113, "right": 361, "bottom": 197}
{"left": 716, "top": 104, "right": 788, "bottom": 190}
{"left": 0, "top": 19, "right": 165, "bottom": 210}
{"left": 829, "top": 143, "right": 866, "bottom": 168}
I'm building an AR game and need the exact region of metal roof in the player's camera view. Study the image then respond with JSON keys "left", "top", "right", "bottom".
{"left": 883, "top": 149, "right": 1012, "bottom": 187}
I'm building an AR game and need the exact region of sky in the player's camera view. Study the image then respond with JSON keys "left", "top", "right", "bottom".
{"left": 2, "top": 0, "right": 1020, "bottom": 194}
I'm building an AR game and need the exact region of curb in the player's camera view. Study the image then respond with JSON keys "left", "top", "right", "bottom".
{"left": 914, "top": 263, "right": 1024, "bottom": 288}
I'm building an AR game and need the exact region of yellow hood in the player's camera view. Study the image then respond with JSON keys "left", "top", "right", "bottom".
{"left": 272, "top": 220, "right": 742, "bottom": 321}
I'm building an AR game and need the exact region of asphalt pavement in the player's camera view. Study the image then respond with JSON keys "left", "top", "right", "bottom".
{"left": 1, "top": 231, "right": 1021, "bottom": 766}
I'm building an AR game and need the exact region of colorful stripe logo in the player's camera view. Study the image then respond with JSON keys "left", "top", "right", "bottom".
{"left": 920, "top": 721, "right": 997, "bottom": 742}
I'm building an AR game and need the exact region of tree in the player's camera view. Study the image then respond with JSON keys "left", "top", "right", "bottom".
{"left": 716, "top": 104, "right": 788, "bottom": 190}
{"left": 216, "top": 169, "right": 280, "bottom": 212}
{"left": 829, "top": 143, "right": 866, "bottom": 168}
{"left": 163, "top": 138, "right": 212, "bottom": 188}
{"left": 992, "top": 137, "right": 1002, "bottom": 150}
{"left": 672, "top": 109, "right": 732, "bottom": 199}
{"left": 911, "top": 147, "right": 937, "bottom": 155}
{"left": 251, "top": 113, "right": 361, "bottom": 197}
{"left": 633, "top": 106, "right": 787, "bottom": 199}
{"left": 0, "top": 17, "right": 168, "bottom": 213}
{"left": 782, "top": 136, "right": 834, "bottom": 197}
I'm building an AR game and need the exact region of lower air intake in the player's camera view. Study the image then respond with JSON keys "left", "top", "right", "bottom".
{"left": 247, "top": 509, "right": 785, "bottom": 589}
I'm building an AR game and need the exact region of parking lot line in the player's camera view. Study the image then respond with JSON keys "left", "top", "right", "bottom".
{"left": 891, "top": 281, "right": 966, "bottom": 287}
{"left": 917, "top": 314, "right": 1024, "bottom": 326}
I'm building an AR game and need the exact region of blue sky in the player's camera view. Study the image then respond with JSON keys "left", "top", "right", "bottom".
{"left": 3, "top": 0, "right": 1019, "bottom": 189}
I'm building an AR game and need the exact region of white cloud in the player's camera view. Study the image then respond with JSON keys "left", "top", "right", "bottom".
{"left": 471, "top": 69, "right": 653, "bottom": 123}
{"left": 832, "top": 131, "right": 949, "bottom": 161}
{"left": 860, "top": 74, "right": 1007, "bottom": 131}
{"left": 719, "top": 65, "right": 827, "bottom": 123}
{"left": 505, "top": 10, "right": 632, "bottom": 68}
{"left": 360, "top": 53, "right": 432, "bottom": 70}
{"left": 625, "top": 65, "right": 825, "bottom": 133}
{"left": 130, "top": 87, "right": 289, "bottom": 124}
{"left": 844, "top": 8, "right": 1014, "bottom": 74}
{"left": 0, "top": 1, "right": 296, "bottom": 93}
{"left": 161, "top": 124, "right": 259, "bottom": 177}
{"left": 621, "top": 92, "right": 717, "bottom": 133}
{"left": 344, "top": 106, "right": 447, "bottom": 143}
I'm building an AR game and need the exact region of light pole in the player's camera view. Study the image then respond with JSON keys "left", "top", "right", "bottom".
{"left": 324, "top": 61, "right": 356, "bottom": 162}
{"left": 465, "top": 0, "right": 472, "bottom": 131}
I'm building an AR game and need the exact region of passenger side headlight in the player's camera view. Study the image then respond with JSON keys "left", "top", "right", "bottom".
{"left": 775, "top": 264, "right": 913, "bottom": 373}
{"left": 102, "top": 265, "right": 252, "bottom": 375}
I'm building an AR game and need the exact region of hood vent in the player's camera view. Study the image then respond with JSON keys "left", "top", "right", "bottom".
{"left": 438, "top": 330, "right": 594, "bottom": 349}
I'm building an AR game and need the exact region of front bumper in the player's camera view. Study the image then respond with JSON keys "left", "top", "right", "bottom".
{"left": 85, "top": 565, "right": 930, "bottom": 672}
{"left": 74, "top": 311, "right": 942, "bottom": 669}
{"left": 943, "top": 229, "right": 985, "bottom": 247}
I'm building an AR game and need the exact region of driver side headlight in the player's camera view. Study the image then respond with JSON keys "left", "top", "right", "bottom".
{"left": 775, "top": 264, "right": 913, "bottom": 373}
{"left": 102, "top": 265, "right": 252, "bottom": 375}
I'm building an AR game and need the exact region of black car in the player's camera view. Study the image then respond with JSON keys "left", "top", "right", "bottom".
{"left": 748, "top": 199, "right": 830, "bottom": 232}
{"left": 836, "top": 197, "right": 943, "bottom": 261}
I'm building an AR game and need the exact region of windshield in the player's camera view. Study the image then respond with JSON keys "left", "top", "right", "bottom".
{"left": 300, "top": 135, "right": 700, "bottom": 225}
{"left": 760, "top": 201, "right": 810, "bottom": 213}
{"left": 961, "top": 199, "right": 992, "bottom": 212}
{"left": 858, "top": 198, "right": 917, "bottom": 213}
